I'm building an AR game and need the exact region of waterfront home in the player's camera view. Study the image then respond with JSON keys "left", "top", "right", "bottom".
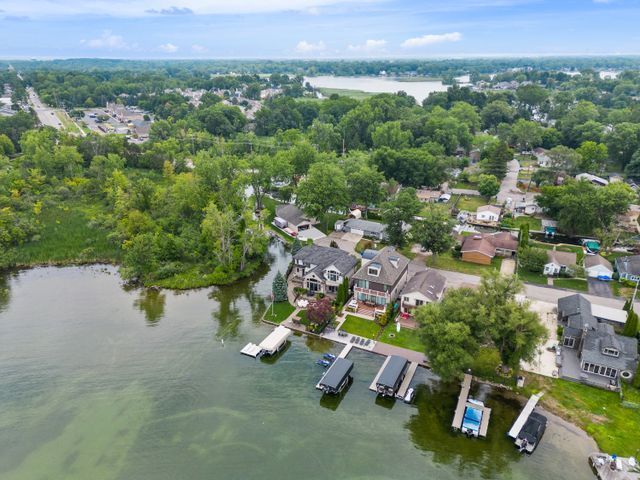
{"left": 557, "top": 294, "right": 638, "bottom": 389}
{"left": 460, "top": 232, "right": 518, "bottom": 265}
{"left": 335, "top": 218, "right": 387, "bottom": 241}
{"left": 543, "top": 250, "right": 577, "bottom": 276}
{"left": 476, "top": 205, "right": 501, "bottom": 223}
{"left": 400, "top": 270, "right": 446, "bottom": 315}
{"left": 291, "top": 245, "right": 358, "bottom": 296}
{"left": 275, "top": 204, "right": 317, "bottom": 235}
{"left": 352, "top": 247, "right": 409, "bottom": 308}
{"left": 615, "top": 255, "right": 640, "bottom": 282}
{"left": 585, "top": 255, "right": 614, "bottom": 280}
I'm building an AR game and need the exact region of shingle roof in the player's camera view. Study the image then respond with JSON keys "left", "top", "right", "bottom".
{"left": 477, "top": 205, "right": 501, "bottom": 215}
{"left": 343, "top": 218, "right": 386, "bottom": 234}
{"left": 585, "top": 255, "right": 613, "bottom": 270}
{"left": 558, "top": 294, "right": 596, "bottom": 334}
{"left": 581, "top": 323, "right": 638, "bottom": 372}
{"left": 461, "top": 235, "right": 496, "bottom": 257}
{"left": 376, "top": 355, "right": 408, "bottom": 389}
{"left": 293, "top": 245, "right": 358, "bottom": 275}
{"left": 319, "top": 358, "right": 353, "bottom": 390}
{"left": 546, "top": 250, "right": 577, "bottom": 267}
{"left": 401, "top": 270, "right": 446, "bottom": 301}
{"left": 352, "top": 246, "right": 409, "bottom": 286}
{"left": 276, "top": 204, "right": 312, "bottom": 226}
{"left": 615, "top": 255, "right": 640, "bottom": 276}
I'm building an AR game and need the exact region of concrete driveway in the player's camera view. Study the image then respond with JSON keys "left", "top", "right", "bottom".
{"left": 500, "top": 258, "right": 516, "bottom": 276}
{"left": 587, "top": 278, "right": 613, "bottom": 298}
{"left": 497, "top": 159, "right": 521, "bottom": 205}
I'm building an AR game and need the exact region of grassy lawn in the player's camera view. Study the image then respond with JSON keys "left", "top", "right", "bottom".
{"left": 317, "top": 87, "right": 374, "bottom": 100}
{"left": 518, "top": 269, "right": 548, "bottom": 285}
{"left": 379, "top": 325, "right": 424, "bottom": 352}
{"left": 263, "top": 301, "right": 295, "bottom": 324}
{"left": 603, "top": 251, "right": 633, "bottom": 262}
{"left": 55, "top": 111, "right": 82, "bottom": 134}
{"left": 340, "top": 314, "right": 382, "bottom": 338}
{"left": 455, "top": 195, "right": 487, "bottom": 212}
{"left": 529, "top": 240, "right": 556, "bottom": 250}
{"left": 524, "top": 374, "right": 640, "bottom": 456}
{"left": 451, "top": 181, "right": 479, "bottom": 190}
{"left": 508, "top": 216, "right": 542, "bottom": 231}
{"left": 418, "top": 202, "right": 450, "bottom": 218}
{"left": 397, "top": 245, "right": 417, "bottom": 260}
{"left": 355, "top": 238, "right": 374, "bottom": 253}
{"left": 612, "top": 282, "right": 635, "bottom": 298}
{"left": 13, "top": 198, "right": 120, "bottom": 266}
{"left": 554, "top": 278, "right": 588, "bottom": 292}
{"left": 428, "top": 251, "right": 502, "bottom": 275}
{"left": 315, "top": 212, "right": 344, "bottom": 234}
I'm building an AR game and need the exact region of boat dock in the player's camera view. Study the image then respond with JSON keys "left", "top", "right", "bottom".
{"left": 369, "top": 356, "right": 393, "bottom": 392}
{"left": 590, "top": 453, "right": 640, "bottom": 480}
{"left": 508, "top": 393, "right": 543, "bottom": 439}
{"left": 338, "top": 343, "right": 353, "bottom": 358}
{"left": 397, "top": 362, "right": 419, "bottom": 398}
{"left": 240, "top": 325, "right": 292, "bottom": 358}
{"left": 452, "top": 373, "right": 491, "bottom": 438}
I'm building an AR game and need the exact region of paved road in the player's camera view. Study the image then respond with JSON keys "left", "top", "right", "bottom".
{"left": 27, "top": 87, "right": 63, "bottom": 130}
{"left": 588, "top": 278, "right": 613, "bottom": 298}
{"left": 497, "top": 159, "right": 521, "bottom": 205}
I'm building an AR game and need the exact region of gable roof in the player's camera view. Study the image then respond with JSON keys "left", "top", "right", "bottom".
{"left": 401, "top": 270, "right": 446, "bottom": 302}
{"left": 582, "top": 323, "right": 638, "bottom": 372}
{"left": 460, "top": 231, "right": 518, "bottom": 258}
{"left": 585, "top": 254, "right": 613, "bottom": 270}
{"left": 352, "top": 246, "right": 409, "bottom": 286}
{"left": 293, "top": 245, "right": 358, "bottom": 276}
{"left": 558, "top": 294, "right": 596, "bottom": 334}
{"left": 343, "top": 218, "right": 386, "bottom": 234}
{"left": 546, "top": 250, "right": 577, "bottom": 267}
{"left": 276, "top": 204, "right": 313, "bottom": 226}
{"left": 615, "top": 255, "right": 640, "bottom": 276}
{"left": 477, "top": 205, "right": 501, "bottom": 216}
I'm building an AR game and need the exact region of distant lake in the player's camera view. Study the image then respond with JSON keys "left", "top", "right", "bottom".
{"left": 304, "top": 75, "right": 449, "bottom": 103}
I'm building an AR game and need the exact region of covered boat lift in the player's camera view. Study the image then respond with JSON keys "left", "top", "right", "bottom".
{"left": 452, "top": 373, "right": 491, "bottom": 438}
{"left": 508, "top": 393, "right": 543, "bottom": 439}
{"left": 240, "top": 325, "right": 292, "bottom": 358}
{"left": 317, "top": 358, "right": 353, "bottom": 395}
{"left": 374, "top": 355, "right": 409, "bottom": 397}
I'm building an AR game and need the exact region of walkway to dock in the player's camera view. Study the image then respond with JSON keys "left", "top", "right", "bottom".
{"left": 372, "top": 341, "right": 427, "bottom": 366}
{"left": 338, "top": 343, "right": 353, "bottom": 358}
{"left": 397, "top": 362, "right": 419, "bottom": 398}
{"left": 452, "top": 374, "right": 472, "bottom": 430}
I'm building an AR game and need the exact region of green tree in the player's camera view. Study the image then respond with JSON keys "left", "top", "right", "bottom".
{"left": 412, "top": 205, "right": 454, "bottom": 256}
{"left": 0, "top": 133, "right": 14, "bottom": 156}
{"left": 547, "top": 145, "right": 582, "bottom": 174}
{"left": 382, "top": 187, "right": 422, "bottom": 246}
{"left": 477, "top": 174, "right": 501, "bottom": 198}
{"left": 272, "top": 271, "right": 288, "bottom": 302}
{"left": 291, "top": 238, "right": 302, "bottom": 256}
{"left": 371, "top": 121, "right": 413, "bottom": 150}
{"left": 511, "top": 119, "right": 543, "bottom": 151}
{"left": 622, "top": 308, "right": 639, "bottom": 337}
{"left": 296, "top": 162, "right": 348, "bottom": 230}
{"left": 576, "top": 141, "right": 608, "bottom": 173}
{"left": 482, "top": 141, "right": 512, "bottom": 179}
{"left": 518, "top": 247, "right": 547, "bottom": 273}
{"left": 518, "top": 223, "right": 530, "bottom": 249}
{"left": 606, "top": 122, "right": 640, "bottom": 166}
{"left": 481, "top": 100, "right": 516, "bottom": 130}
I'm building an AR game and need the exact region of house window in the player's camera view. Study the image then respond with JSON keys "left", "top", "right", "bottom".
{"left": 415, "top": 300, "right": 424, "bottom": 307}
{"left": 357, "top": 280, "right": 369, "bottom": 289}
{"left": 563, "top": 336, "right": 576, "bottom": 348}
{"left": 327, "top": 285, "right": 337, "bottom": 293}
{"left": 307, "top": 279, "right": 320, "bottom": 293}
{"left": 327, "top": 271, "right": 339, "bottom": 282}
{"left": 582, "top": 362, "right": 618, "bottom": 378}
{"left": 603, "top": 348, "right": 619, "bottom": 357}
{"left": 368, "top": 267, "right": 380, "bottom": 277}
{"left": 403, "top": 296, "right": 410, "bottom": 303}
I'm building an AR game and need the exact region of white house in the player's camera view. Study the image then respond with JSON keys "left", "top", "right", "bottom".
{"left": 476, "top": 205, "right": 501, "bottom": 222}
{"left": 543, "top": 250, "right": 577, "bottom": 276}
{"left": 585, "top": 255, "right": 614, "bottom": 280}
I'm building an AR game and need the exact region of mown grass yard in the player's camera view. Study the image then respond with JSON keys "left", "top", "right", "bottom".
{"left": 429, "top": 251, "right": 502, "bottom": 275}
{"left": 517, "top": 269, "right": 548, "bottom": 285}
{"left": 509, "top": 216, "right": 542, "bottom": 231}
{"left": 13, "top": 199, "right": 120, "bottom": 266}
{"left": 455, "top": 195, "right": 487, "bottom": 212}
{"left": 379, "top": 325, "right": 424, "bottom": 352}
{"left": 523, "top": 374, "right": 640, "bottom": 456}
{"left": 341, "top": 314, "right": 382, "bottom": 338}
{"left": 263, "top": 301, "right": 296, "bottom": 324}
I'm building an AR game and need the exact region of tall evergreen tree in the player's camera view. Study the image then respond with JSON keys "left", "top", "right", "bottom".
{"left": 622, "top": 308, "right": 639, "bottom": 337}
{"left": 272, "top": 271, "right": 288, "bottom": 303}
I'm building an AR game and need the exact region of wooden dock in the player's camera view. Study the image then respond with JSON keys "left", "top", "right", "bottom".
{"left": 396, "top": 361, "right": 419, "bottom": 398}
{"left": 338, "top": 343, "right": 353, "bottom": 359}
{"left": 368, "top": 356, "right": 392, "bottom": 392}
{"left": 478, "top": 406, "right": 491, "bottom": 438}
{"left": 508, "top": 393, "right": 543, "bottom": 439}
{"left": 452, "top": 373, "right": 472, "bottom": 430}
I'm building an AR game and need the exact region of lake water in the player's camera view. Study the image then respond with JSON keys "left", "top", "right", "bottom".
{"left": 0, "top": 243, "right": 596, "bottom": 479}
{"left": 304, "top": 76, "right": 449, "bottom": 103}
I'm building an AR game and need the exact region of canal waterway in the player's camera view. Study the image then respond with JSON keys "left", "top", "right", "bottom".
{"left": 0, "top": 243, "right": 596, "bottom": 479}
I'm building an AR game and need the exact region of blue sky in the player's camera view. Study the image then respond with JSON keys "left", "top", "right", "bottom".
{"left": 0, "top": 0, "right": 639, "bottom": 58}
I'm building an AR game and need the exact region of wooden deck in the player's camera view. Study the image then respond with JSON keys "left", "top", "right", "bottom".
{"left": 478, "top": 406, "right": 491, "bottom": 438}
{"left": 452, "top": 374, "right": 472, "bottom": 430}
{"left": 338, "top": 343, "right": 353, "bottom": 359}
{"left": 397, "top": 362, "right": 419, "bottom": 398}
{"left": 369, "top": 356, "right": 392, "bottom": 392}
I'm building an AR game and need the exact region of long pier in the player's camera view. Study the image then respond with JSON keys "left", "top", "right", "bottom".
{"left": 452, "top": 374, "right": 472, "bottom": 430}
{"left": 508, "top": 393, "right": 543, "bottom": 439}
{"left": 397, "top": 362, "right": 419, "bottom": 398}
{"left": 338, "top": 343, "right": 353, "bottom": 358}
{"left": 368, "top": 356, "right": 392, "bottom": 392}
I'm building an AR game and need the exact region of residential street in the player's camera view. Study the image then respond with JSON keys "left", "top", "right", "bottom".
{"left": 496, "top": 159, "right": 520, "bottom": 204}
{"left": 27, "top": 87, "right": 63, "bottom": 130}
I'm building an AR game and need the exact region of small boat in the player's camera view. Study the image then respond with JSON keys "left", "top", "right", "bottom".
{"left": 515, "top": 412, "right": 547, "bottom": 453}
{"left": 403, "top": 387, "right": 415, "bottom": 404}
{"left": 316, "top": 359, "right": 331, "bottom": 367}
{"left": 323, "top": 353, "right": 336, "bottom": 361}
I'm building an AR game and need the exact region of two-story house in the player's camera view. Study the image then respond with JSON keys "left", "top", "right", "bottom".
{"left": 352, "top": 247, "right": 409, "bottom": 307}
{"left": 291, "top": 245, "right": 358, "bottom": 296}
{"left": 557, "top": 294, "right": 638, "bottom": 390}
{"left": 400, "top": 269, "right": 446, "bottom": 315}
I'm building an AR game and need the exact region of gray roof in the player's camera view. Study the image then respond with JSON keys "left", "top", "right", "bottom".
{"left": 376, "top": 355, "right": 408, "bottom": 389}
{"left": 581, "top": 323, "right": 638, "bottom": 372}
{"left": 546, "top": 250, "right": 577, "bottom": 267}
{"left": 615, "top": 255, "right": 640, "bottom": 276}
{"left": 401, "top": 270, "right": 446, "bottom": 302}
{"left": 585, "top": 255, "right": 613, "bottom": 270}
{"left": 558, "top": 294, "right": 596, "bottom": 335}
{"left": 276, "top": 204, "right": 312, "bottom": 226}
{"left": 361, "top": 249, "right": 379, "bottom": 260}
{"left": 343, "top": 218, "right": 386, "bottom": 234}
{"left": 319, "top": 358, "right": 353, "bottom": 390}
{"left": 352, "top": 247, "right": 409, "bottom": 287}
{"left": 294, "top": 245, "right": 358, "bottom": 276}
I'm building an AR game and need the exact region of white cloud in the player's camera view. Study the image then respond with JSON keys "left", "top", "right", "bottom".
{"left": 401, "top": 32, "right": 462, "bottom": 48}
{"left": 159, "top": 42, "right": 179, "bottom": 53}
{"left": 82, "top": 30, "right": 129, "bottom": 49}
{"left": 191, "top": 44, "right": 207, "bottom": 52}
{"left": 348, "top": 39, "right": 387, "bottom": 52}
{"left": 145, "top": 6, "right": 193, "bottom": 15}
{"left": 295, "top": 40, "right": 326, "bottom": 53}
